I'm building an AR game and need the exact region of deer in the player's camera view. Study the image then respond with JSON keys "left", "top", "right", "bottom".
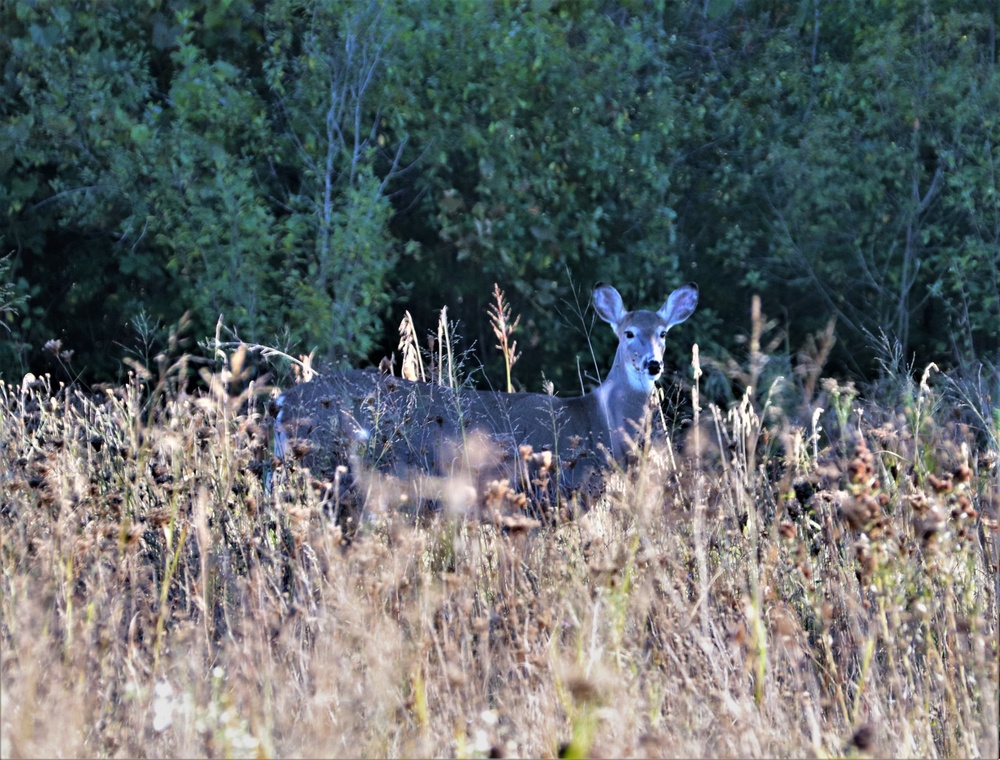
{"left": 271, "top": 282, "right": 698, "bottom": 506}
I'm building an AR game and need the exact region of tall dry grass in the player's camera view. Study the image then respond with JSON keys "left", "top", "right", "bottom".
{"left": 1, "top": 332, "right": 997, "bottom": 758}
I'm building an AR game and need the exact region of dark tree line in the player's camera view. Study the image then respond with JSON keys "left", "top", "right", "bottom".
{"left": 2, "top": 0, "right": 997, "bottom": 391}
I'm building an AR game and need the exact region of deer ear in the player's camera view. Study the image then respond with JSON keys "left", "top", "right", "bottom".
{"left": 592, "top": 283, "right": 625, "bottom": 330}
{"left": 659, "top": 283, "right": 698, "bottom": 328}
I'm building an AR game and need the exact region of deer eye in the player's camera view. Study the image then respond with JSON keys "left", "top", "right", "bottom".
{"left": 625, "top": 330, "right": 635, "bottom": 339}
{"left": 659, "top": 331, "right": 667, "bottom": 339}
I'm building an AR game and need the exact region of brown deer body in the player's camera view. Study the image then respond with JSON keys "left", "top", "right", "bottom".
{"left": 273, "top": 283, "right": 697, "bottom": 495}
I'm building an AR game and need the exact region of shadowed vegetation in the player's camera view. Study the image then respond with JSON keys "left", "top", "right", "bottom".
{"left": 1, "top": 311, "right": 996, "bottom": 757}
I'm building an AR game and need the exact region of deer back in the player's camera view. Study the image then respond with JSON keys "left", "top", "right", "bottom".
{"left": 274, "top": 369, "right": 609, "bottom": 487}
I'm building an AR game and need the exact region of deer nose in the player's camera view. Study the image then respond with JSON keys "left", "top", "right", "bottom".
{"left": 646, "top": 360, "right": 661, "bottom": 376}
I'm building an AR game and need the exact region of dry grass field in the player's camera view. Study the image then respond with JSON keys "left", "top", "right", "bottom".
{"left": 1, "top": 326, "right": 997, "bottom": 758}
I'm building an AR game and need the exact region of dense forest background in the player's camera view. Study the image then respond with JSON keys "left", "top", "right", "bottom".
{"left": 1, "top": 0, "right": 997, "bottom": 392}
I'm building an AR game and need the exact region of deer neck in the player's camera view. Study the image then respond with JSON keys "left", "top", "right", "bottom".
{"left": 592, "top": 361, "right": 657, "bottom": 460}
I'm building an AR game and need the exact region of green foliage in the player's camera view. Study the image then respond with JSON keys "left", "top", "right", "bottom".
{"left": 0, "top": 250, "right": 28, "bottom": 342}
{"left": 1, "top": 0, "right": 400, "bottom": 380}
{"left": 385, "top": 2, "right": 687, "bottom": 386}
{"left": 0, "top": 0, "right": 995, "bottom": 385}
{"left": 2, "top": 3, "right": 159, "bottom": 378}
{"left": 760, "top": 7, "right": 1000, "bottom": 364}
{"left": 151, "top": 15, "right": 278, "bottom": 342}
{"left": 264, "top": 0, "right": 400, "bottom": 362}
{"left": 664, "top": 1, "right": 999, "bottom": 373}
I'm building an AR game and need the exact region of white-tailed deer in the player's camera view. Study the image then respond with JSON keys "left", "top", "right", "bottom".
{"left": 272, "top": 283, "right": 697, "bottom": 498}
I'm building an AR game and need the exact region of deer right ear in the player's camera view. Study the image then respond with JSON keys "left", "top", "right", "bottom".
{"left": 592, "top": 283, "right": 626, "bottom": 330}
{"left": 659, "top": 283, "right": 698, "bottom": 328}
